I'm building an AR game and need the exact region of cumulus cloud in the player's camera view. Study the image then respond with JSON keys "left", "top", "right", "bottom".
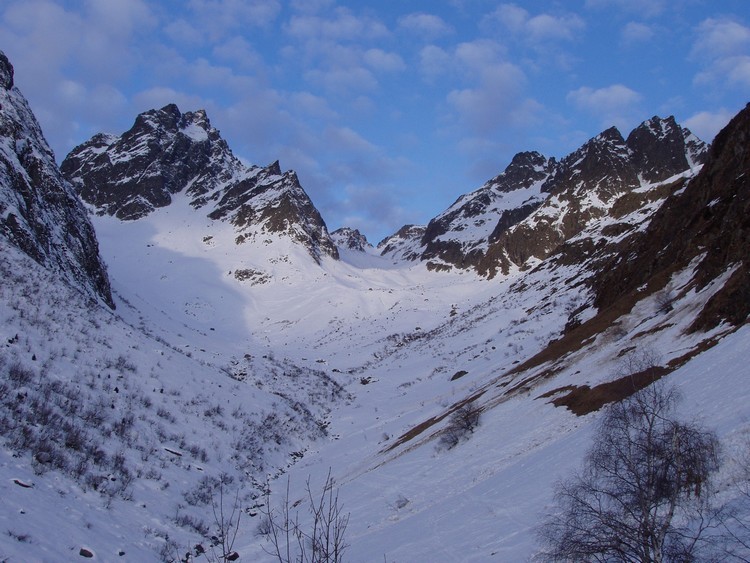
{"left": 585, "top": 0, "right": 667, "bottom": 19}
{"left": 683, "top": 108, "right": 735, "bottom": 143}
{"left": 692, "top": 17, "right": 750, "bottom": 58}
{"left": 211, "top": 36, "right": 264, "bottom": 70}
{"left": 398, "top": 12, "right": 454, "bottom": 39}
{"left": 289, "top": 92, "right": 338, "bottom": 120}
{"left": 621, "top": 22, "right": 655, "bottom": 45}
{"left": 483, "top": 3, "right": 585, "bottom": 44}
{"left": 363, "top": 49, "right": 406, "bottom": 73}
{"left": 447, "top": 63, "right": 528, "bottom": 135}
{"left": 567, "top": 84, "right": 642, "bottom": 127}
{"left": 692, "top": 17, "right": 750, "bottom": 91}
{"left": 454, "top": 39, "right": 508, "bottom": 74}
{"left": 418, "top": 45, "right": 451, "bottom": 81}
{"left": 285, "top": 7, "right": 388, "bottom": 43}
{"left": 305, "top": 66, "right": 378, "bottom": 95}
{"left": 164, "top": 19, "right": 205, "bottom": 46}
{"left": 186, "top": 0, "right": 281, "bottom": 36}
{"left": 282, "top": 7, "right": 395, "bottom": 97}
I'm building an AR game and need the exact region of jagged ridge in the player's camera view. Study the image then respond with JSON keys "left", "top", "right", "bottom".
{"left": 62, "top": 105, "right": 338, "bottom": 263}
{"left": 381, "top": 117, "right": 707, "bottom": 277}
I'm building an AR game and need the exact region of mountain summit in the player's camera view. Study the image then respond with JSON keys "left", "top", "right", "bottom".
{"left": 382, "top": 117, "right": 707, "bottom": 277}
{"left": 62, "top": 105, "right": 338, "bottom": 263}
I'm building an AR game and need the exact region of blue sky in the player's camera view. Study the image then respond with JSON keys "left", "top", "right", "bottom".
{"left": 2, "top": 0, "right": 748, "bottom": 242}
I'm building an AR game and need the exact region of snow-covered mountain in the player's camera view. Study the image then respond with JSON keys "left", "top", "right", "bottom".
{"left": 61, "top": 104, "right": 338, "bottom": 264}
{"left": 381, "top": 116, "right": 707, "bottom": 278}
{"left": 0, "top": 51, "right": 113, "bottom": 307}
{"left": 331, "top": 227, "right": 372, "bottom": 252}
{"left": 1, "top": 46, "right": 748, "bottom": 563}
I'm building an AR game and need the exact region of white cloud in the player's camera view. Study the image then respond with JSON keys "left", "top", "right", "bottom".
{"left": 418, "top": 45, "right": 451, "bottom": 81}
{"left": 621, "top": 22, "right": 655, "bottom": 45}
{"left": 692, "top": 18, "right": 750, "bottom": 92}
{"left": 454, "top": 39, "right": 507, "bottom": 75}
{"left": 84, "top": 0, "right": 156, "bottom": 38}
{"left": 211, "top": 36, "right": 263, "bottom": 70}
{"left": 694, "top": 56, "right": 750, "bottom": 90}
{"left": 567, "top": 84, "right": 642, "bottom": 127}
{"left": 398, "top": 13, "right": 453, "bottom": 39}
{"left": 683, "top": 108, "right": 735, "bottom": 143}
{"left": 186, "top": 0, "right": 281, "bottom": 33}
{"left": 585, "top": 0, "right": 667, "bottom": 19}
{"left": 692, "top": 18, "right": 750, "bottom": 59}
{"left": 363, "top": 49, "right": 406, "bottom": 73}
{"left": 164, "top": 19, "right": 205, "bottom": 47}
{"left": 447, "top": 62, "right": 530, "bottom": 135}
{"left": 484, "top": 4, "right": 585, "bottom": 44}
{"left": 289, "top": 92, "right": 338, "bottom": 120}
{"left": 289, "top": 0, "right": 334, "bottom": 14}
{"left": 305, "top": 66, "right": 378, "bottom": 95}
{"left": 285, "top": 7, "right": 388, "bottom": 42}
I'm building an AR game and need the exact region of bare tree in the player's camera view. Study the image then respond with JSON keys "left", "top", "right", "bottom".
{"left": 537, "top": 382, "right": 721, "bottom": 562}
{"left": 260, "top": 469, "right": 349, "bottom": 563}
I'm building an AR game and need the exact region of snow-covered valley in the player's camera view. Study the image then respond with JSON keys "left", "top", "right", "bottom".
{"left": 1, "top": 45, "right": 749, "bottom": 561}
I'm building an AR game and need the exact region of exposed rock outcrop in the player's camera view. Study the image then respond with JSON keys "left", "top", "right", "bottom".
{"left": 0, "top": 51, "right": 113, "bottom": 307}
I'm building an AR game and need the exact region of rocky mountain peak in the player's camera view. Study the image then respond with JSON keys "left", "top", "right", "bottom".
{"left": 331, "top": 227, "right": 371, "bottom": 252}
{"left": 541, "top": 125, "right": 634, "bottom": 199}
{"left": 489, "top": 151, "right": 554, "bottom": 193}
{"left": 62, "top": 105, "right": 338, "bottom": 263}
{"left": 385, "top": 113, "right": 709, "bottom": 278}
{"left": 62, "top": 103, "right": 244, "bottom": 219}
{"left": 626, "top": 115, "right": 707, "bottom": 183}
{"left": 0, "top": 50, "right": 13, "bottom": 90}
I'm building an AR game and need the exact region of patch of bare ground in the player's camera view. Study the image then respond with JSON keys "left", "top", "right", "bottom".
{"left": 538, "top": 324, "right": 741, "bottom": 416}
{"left": 539, "top": 366, "right": 669, "bottom": 416}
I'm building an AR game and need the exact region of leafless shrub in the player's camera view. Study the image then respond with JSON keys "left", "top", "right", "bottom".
{"left": 440, "top": 401, "right": 481, "bottom": 450}
{"left": 261, "top": 470, "right": 349, "bottom": 563}
{"left": 7, "top": 362, "right": 34, "bottom": 385}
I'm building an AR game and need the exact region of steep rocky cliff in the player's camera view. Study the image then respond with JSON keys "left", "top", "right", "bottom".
{"left": 0, "top": 51, "right": 113, "bottom": 307}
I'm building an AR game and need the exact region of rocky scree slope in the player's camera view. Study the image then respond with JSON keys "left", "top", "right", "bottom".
{"left": 381, "top": 116, "right": 707, "bottom": 277}
{"left": 61, "top": 104, "right": 338, "bottom": 263}
{"left": 0, "top": 51, "right": 113, "bottom": 307}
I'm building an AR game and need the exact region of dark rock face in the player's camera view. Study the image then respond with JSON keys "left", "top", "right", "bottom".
{"left": 592, "top": 103, "right": 750, "bottom": 331}
{"left": 0, "top": 51, "right": 113, "bottom": 307}
{"left": 331, "top": 227, "right": 371, "bottom": 251}
{"left": 0, "top": 51, "right": 13, "bottom": 89}
{"left": 626, "top": 116, "right": 706, "bottom": 183}
{"left": 62, "top": 105, "right": 338, "bottom": 263}
{"left": 61, "top": 104, "right": 243, "bottom": 220}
